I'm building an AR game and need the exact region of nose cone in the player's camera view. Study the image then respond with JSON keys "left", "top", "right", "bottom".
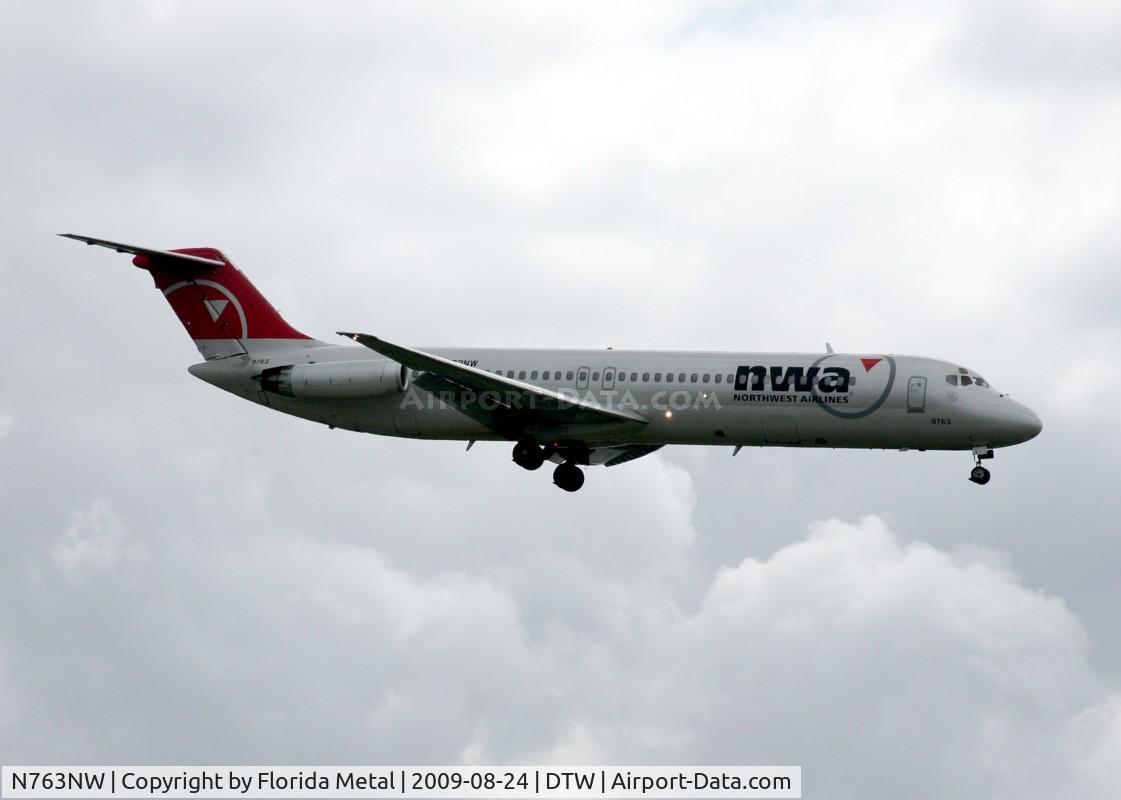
{"left": 1001, "top": 401, "right": 1043, "bottom": 445}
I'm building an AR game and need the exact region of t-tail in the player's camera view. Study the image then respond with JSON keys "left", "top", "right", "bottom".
{"left": 60, "top": 234, "right": 320, "bottom": 359}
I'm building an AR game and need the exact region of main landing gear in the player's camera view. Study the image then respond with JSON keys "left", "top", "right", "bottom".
{"left": 970, "top": 447, "right": 994, "bottom": 485}
{"left": 553, "top": 461, "right": 585, "bottom": 493}
{"left": 512, "top": 438, "right": 546, "bottom": 470}
{"left": 512, "top": 438, "right": 586, "bottom": 491}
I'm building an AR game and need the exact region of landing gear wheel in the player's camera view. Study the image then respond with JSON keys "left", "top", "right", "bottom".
{"left": 970, "top": 466, "right": 991, "bottom": 485}
{"left": 512, "top": 439, "right": 545, "bottom": 471}
{"left": 553, "top": 462, "right": 585, "bottom": 492}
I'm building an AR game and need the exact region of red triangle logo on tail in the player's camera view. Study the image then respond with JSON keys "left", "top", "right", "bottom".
{"left": 861, "top": 357, "right": 882, "bottom": 372}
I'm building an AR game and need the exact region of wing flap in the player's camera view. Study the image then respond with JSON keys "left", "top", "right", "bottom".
{"left": 602, "top": 444, "right": 664, "bottom": 466}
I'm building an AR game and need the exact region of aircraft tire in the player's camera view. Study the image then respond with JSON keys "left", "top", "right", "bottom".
{"left": 553, "top": 462, "right": 585, "bottom": 492}
{"left": 969, "top": 466, "right": 991, "bottom": 485}
{"left": 513, "top": 439, "right": 545, "bottom": 470}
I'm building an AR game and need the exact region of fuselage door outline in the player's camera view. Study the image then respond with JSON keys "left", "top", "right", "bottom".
{"left": 907, "top": 376, "right": 927, "bottom": 413}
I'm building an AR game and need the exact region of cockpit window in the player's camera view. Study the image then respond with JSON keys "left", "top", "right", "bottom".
{"left": 949, "top": 368, "right": 994, "bottom": 389}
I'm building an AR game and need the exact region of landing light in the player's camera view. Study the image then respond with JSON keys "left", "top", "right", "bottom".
{"left": 665, "top": 410, "right": 673, "bottom": 419}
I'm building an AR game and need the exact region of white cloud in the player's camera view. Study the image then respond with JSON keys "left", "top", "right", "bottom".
{"left": 50, "top": 498, "right": 144, "bottom": 576}
{"left": 516, "top": 517, "right": 1111, "bottom": 798}
{"left": 1069, "top": 694, "right": 1121, "bottom": 795}
{"left": 19, "top": 509, "right": 1117, "bottom": 798}
{"left": 0, "top": 411, "right": 12, "bottom": 442}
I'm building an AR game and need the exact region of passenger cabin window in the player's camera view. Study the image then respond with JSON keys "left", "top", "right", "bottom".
{"left": 567, "top": 370, "right": 575, "bottom": 381}
{"left": 726, "top": 374, "right": 734, "bottom": 384}
{"left": 531, "top": 370, "right": 538, "bottom": 380}
{"left": 703, "top": 373, "right": 710, "bottom": 382}
{"left": 642, "top": 372, "right": 650, "bottom": 382}
{"left": 630, "top": 372, "right": 638, "bottom": 382}
{"left": 518, "top": 370, "right": 526, "bottom": 380}
{"left": 654, "top": 372, "right": 662, "bottom": 381}
{"left": 678, "top": 372, "right": 686, "bottom": 383}
{"left": 690, "top": 373, "right": 698, "bottom": 383}
{"left": 715, "top": 374, "right": 723, "bottom": 384}
{"left": 592, "top": 371, "right": 600, "bottom": 381}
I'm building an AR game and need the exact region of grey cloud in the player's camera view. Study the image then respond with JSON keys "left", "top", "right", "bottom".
{"left": 947, "top": 1, "right": 1121, "bottom": 92}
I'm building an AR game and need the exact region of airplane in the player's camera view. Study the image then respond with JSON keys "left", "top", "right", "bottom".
{"left": 62, "top": 234, "right": 1042, "bottom": 492}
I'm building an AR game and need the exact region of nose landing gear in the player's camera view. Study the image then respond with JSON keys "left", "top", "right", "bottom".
{"left": 970, "top": 447, "right": 994, "bottom": 485}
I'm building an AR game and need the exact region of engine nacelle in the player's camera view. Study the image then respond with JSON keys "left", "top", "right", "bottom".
{"left": 259, "top": 360, "right": 409, "bottom": 399}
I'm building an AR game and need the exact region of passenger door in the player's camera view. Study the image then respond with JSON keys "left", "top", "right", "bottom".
{"left": 907, "top": 376, "right": 927, "bottom": 413}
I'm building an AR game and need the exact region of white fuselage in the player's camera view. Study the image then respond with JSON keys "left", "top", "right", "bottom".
{"left": 189, "top": 343, "right": 1042, "bottom": 454}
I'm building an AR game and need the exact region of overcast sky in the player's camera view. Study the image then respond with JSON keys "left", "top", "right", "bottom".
{"left": 1, "top": 1, "right": 1120, "bottom": 797}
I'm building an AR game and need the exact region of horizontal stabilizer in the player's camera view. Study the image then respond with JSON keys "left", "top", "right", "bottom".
{"left": 59, "top": 234, "right": 225, "bottom": 269}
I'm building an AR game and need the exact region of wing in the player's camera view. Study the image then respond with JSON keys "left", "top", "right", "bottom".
{"left": 601, "top": 444, "right": 664, "bottom": 466}
{"left": 59, "top": 234, "right": 225, "bottom": 269}
{"left": 339, "top": 332, "right": 649, "bottom": 435}
{"left": 542, "top": 444, "right": 664, "bottom": 467}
